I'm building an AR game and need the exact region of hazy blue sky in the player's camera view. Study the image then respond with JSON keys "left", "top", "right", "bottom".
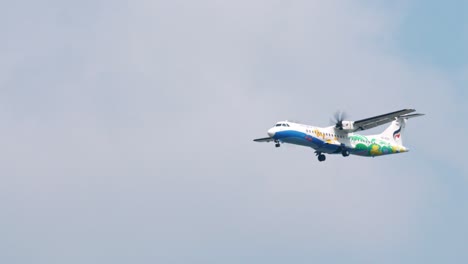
{"left": 1, "top": 1, "right": 467, "bottom": 263}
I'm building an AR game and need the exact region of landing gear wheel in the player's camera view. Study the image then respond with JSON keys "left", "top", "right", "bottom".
{"left": 342, "top": 150, "right": 350, "bottom": 157}
{"left": 318, "top": 154, "right": 326, "bottom": 162}
{"left": 275, "top": 140, "right": 280, "bottom": 148}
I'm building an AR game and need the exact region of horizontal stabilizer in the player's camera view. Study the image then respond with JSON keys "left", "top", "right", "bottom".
{"left": 400, "top": 113, "right": 425, "bottom": 119}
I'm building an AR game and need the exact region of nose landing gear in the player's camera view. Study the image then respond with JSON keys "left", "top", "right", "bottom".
{"left": 315, "top": 151, "right": 326, "bottom": 162}
{"left": 275, "top": 140, "right": 280, "bottom": 148}
{"left": 318, "top": 154, "right": 326, "bottom": 162}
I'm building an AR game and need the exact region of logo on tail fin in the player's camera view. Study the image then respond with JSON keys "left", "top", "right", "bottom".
{"left": 393, "top": 127, "right": 401, "bottom": 140}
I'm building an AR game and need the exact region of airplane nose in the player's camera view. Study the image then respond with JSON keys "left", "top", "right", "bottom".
{"left": 267, "top": 128, "right": 275, "bottom": 137}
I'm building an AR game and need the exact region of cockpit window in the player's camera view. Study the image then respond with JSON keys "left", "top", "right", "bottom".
{"left": 275, "top": 123, "right": 290, "bottom": 127}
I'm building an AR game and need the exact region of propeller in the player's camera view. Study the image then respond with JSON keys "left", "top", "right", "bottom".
{"left": 331, "top": 111, "right": 347, "bottom": 130}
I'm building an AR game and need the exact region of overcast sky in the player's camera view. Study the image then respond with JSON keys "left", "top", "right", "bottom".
{"left": 1, "top": 1, "right": 467, "bottom": 263}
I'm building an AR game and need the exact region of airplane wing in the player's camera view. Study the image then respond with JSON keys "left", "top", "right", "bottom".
{"left": 353, "top": 109, "right": 416, "bottom": 131}
{"left": 253, "top": 137, "right": 274, "bottom": 142}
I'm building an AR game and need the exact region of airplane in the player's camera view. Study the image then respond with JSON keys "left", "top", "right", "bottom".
{"left": 254, "top": 109, "right": 424, "bottom": 162}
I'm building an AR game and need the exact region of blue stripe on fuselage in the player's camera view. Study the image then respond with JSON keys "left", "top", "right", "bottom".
{"left": 273, "top": 130, "right": 318, "bottom": 147}
{"left": 273, "top": 130, "right": 343, "bottom": 154}
{"left": 274, "top": 130, "right": 328, "bottom": 148}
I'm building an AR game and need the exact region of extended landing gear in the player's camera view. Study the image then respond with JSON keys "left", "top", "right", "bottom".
{"left": 318, "top": 154, "right": 326, "bottom": 162}
{"left": 275, "top": 140, "right": 280, "bottom": 148}
{"left": 315, "top": 151, "right": 326, "bottom": 162}
{"left": 340, "top": 144, "right": 350, "bottom": 157}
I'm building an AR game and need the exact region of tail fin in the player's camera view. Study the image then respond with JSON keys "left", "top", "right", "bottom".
{"left": 379, "top": 112, "right": 424, "bottom": 146}
{"left": 380, "top": 118, "right": 406, "bottom": 146}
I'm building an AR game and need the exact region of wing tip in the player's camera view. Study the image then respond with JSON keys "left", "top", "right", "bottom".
{"left": 253, "top": 137, "right": 273, "bottom": 142}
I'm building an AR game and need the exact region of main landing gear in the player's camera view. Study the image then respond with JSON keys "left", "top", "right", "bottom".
{"left": 315, "top": 151, "right": 326, "bottom": 162}
{"left": 341, "top": 144, "right": 350, "bottom": 157}
{"left": 315, "top": 147, "right": 350, "bottom": 162}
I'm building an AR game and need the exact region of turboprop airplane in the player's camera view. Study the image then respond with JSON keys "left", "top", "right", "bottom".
{"left": 254, "top": 109, "right": 424, "bottom": 162}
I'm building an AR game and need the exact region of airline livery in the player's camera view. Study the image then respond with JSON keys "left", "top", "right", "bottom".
{"left": 254, "top": 109, "right": 424, "bottom": 162}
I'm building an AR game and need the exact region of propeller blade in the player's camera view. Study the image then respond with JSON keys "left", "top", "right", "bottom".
{"left": 332, "top": 111, "right": 347, "bottom": 129}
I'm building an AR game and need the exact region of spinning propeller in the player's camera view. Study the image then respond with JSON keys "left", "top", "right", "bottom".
{"left": 331, "top": 111, "right": 347, "bottom": 130}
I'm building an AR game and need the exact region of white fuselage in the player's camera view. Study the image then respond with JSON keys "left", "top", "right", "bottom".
{"left": 267, "top": 121, "right": 408, "bottom": 157}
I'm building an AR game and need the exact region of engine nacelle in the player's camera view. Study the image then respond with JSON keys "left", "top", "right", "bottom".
{"left": 340, "top": 121, "right": 355, "bottom": 131}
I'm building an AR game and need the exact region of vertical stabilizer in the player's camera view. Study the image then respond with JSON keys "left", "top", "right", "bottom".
{"left": 380, "top": 118, "right": 406, "bottom": 146}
